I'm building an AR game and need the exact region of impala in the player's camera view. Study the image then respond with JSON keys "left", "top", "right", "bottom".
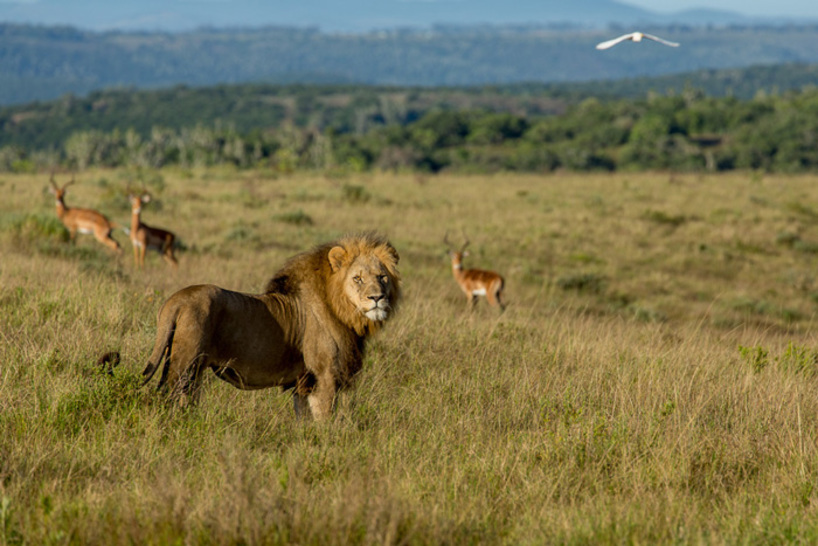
{"left": 49, "top": 174, "right": 121, "bottom": 253}
{"left": 129, "top": 192, "right": 178, "bottom": 269}
{"left": 445, "top": 232, "right": 506, "bottom": 311}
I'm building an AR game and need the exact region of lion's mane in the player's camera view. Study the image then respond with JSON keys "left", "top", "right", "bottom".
{"left": 265, "top": 232, "right": 402, "bottom": 337}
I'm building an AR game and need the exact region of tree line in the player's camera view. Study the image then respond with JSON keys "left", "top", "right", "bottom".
{"left": 3, "top": 86, "right": 818, "bottom": 174}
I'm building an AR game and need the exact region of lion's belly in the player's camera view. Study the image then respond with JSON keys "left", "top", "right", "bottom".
{"left": 212, "top": 348, "right": 305, "bottom": 390}
{"left": 207, "top": 298, "right": 304, "bottom": 390}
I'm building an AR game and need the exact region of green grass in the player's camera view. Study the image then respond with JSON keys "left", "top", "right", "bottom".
{"left": 2, "top": 168, "right": 818, "bottom": 544}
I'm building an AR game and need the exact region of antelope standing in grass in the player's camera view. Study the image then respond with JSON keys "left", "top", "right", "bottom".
{"left": 445, "top": 232, "right": 506, "bottom": 312}
{"left": 49, "top": 174, "right": 121, "bottom": 253}
{"left": 129, "top": 192, "right": 178, "bottom": 269}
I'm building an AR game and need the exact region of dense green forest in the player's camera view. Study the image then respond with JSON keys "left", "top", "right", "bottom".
{"left": 3, "top": 78, "right": 818, "bottom": 174}
{"left": 3, "top": 23, "right": 818, "bottom": 105}
{"left": 5, "top": 62, "right": 818, "bottom": 152}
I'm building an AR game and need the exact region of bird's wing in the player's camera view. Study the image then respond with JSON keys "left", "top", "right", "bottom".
{"left": 595, "top": 33, "right": 635, "bottom": 50}
{"left": 642, "top": 33, "right": 680, "bottom": 47}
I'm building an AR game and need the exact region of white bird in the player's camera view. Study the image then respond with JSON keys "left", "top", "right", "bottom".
{"left": 595, "top": 32, "right": 680, "bottom": 50}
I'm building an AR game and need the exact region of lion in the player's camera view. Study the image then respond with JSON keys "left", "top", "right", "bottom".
{"left": 140, "top": 233, "right": 401, "bottom": 420}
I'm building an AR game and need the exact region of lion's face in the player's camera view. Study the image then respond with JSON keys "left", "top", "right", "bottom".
{"left": 342, "top": 254, "right": 396, "bottom": 321}
{"left": 328, "top": 240, "right": 400, "bottom": 326}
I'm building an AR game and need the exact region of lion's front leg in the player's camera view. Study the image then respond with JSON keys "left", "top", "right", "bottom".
{"left": 306, "top": 371, "right": 336, "bottom": 421}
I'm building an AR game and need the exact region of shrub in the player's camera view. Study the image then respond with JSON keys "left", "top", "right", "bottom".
{"left": 274, "top": 209, "right": 314, "bottom": 226}
{"left": 5, "top": 213, "right": 69, "bottom": 245}
{"left": 342, "top": 184, "right": 371, "bottom": 204}
{"left": 556, "top": 272, "right": 607, "bottom": 294}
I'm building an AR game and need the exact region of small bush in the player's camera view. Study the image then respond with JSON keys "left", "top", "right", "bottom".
{"left": 739, "top": 345, "right": 769, "bottom": 374}
{"left": 274, "top": 209, "right": 314, "bottom": 226}
{"left": 556, "top": 272, "right": 607, "bottom": 294}
{"left": 793, "top": 239, "right": 818, "bottom": 254}
{"left": 342, "top": 184, "right": 371, "bottom": 204}
{"left": 225, "top": 225, "right": 255, "bottom": 242}
{"left": 5, "top": 213, "right": 69, "bottom": 245}
{"left": 775, "top": 231, "right": 800, "bottom": 247}
{"left": 778, "top": 342, "right": 818, "bottom": 377}
{"left": 786, "top": 201, "right": 818, "bottom": 221}
{"left": 630, "top": 305, "right": 667, "bottom": 323}
{"left": 641, "top": 209, "right": 687, "bottom": 227}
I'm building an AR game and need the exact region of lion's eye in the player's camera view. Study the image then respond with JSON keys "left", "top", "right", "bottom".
{"left": 353, "top": 275, "right": 362, "bottom": 284}
{"left": 379, "top": 275, "right": 388, "bottom": 284}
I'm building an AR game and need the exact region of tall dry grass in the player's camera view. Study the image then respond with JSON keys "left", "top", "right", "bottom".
{"left": 1, "top": 168, "right": 818, "bottom": 544}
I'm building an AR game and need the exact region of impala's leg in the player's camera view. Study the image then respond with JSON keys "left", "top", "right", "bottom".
{"left": 163, "top": 236, "right": 179, "bottom": 268}
{"left": 139, "top": 244, "right": 147, "bottom": 268}
{"left": 163, "top": 251, "right": 178, "bottom": 268}
{"left": 489, "top": 289, "right": 506, "bottom": 312}
{"left": 486, "top": 285, "right": 503, "bottom": 311}
{"left": 467, "top": 294, "right": 477, "bottom": 311}
{"left": 486, "top": 288, "right": 498, "bottom": 307}
{"left": 98, "top": 230, "right": 121, "bottom": 253}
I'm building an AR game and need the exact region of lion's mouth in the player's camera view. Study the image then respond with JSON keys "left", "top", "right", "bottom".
{"left": 364, "top": 301, "right": 389, "bottom": 321}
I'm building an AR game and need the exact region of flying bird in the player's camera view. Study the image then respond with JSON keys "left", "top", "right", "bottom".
{"left": 595, "top": 32, "right": 680, "bottom": 50}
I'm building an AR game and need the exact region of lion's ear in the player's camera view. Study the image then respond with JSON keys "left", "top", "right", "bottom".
{"left": 328, "top": 246, "right": 347, "bottom": 272}
{"left": 384, "top": 244, "right": 400, "bottom": 266}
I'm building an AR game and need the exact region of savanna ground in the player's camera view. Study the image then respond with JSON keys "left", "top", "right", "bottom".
{"left": 2, "top": 168, "right": 818, "bottom": 544}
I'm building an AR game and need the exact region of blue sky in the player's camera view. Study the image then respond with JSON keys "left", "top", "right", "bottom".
{"left": 624, "top": 0, "right": 818, "bottom": 18}
{"left": 1, "top": 0, "right": 817, "bottom": 18}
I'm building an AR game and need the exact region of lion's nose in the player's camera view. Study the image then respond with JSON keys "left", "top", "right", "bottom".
{"left": 368, "top": 294, "right": 384, "bottom": 303}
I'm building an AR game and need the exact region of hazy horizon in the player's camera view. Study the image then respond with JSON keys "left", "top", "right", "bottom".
{"left": 622, "top": 0, "right": 818, "bottom": 18}
{"left": 0, "top": 0, "right": 816, "bottom": 33}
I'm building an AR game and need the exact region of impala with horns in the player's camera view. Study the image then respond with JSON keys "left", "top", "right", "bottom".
{"left": 445, "top": 232, "right": 506, "bottom": 311}
{"left": 129, "top": 192, "right": 178, "bottom": 269}
{"left": 49, "top": 174, "right": 121, "bottom": 253}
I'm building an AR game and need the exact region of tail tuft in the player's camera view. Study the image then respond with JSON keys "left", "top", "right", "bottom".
{"left": 97, "top": 351, "right": 121, "bottom": 376}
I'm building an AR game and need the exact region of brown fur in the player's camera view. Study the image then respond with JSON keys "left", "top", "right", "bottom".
{"left": 141, "top": 233, "right": 401, "bottom": 420}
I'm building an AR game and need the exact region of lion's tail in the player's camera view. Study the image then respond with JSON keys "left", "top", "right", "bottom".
{"left": 141, "top": 313, "right": 176, "bottom": 388}
{"left": 96, "top": 351, "right": 121, "bottom": 376}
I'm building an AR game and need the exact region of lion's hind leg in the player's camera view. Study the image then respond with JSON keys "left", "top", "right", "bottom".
{"left": 142, "top": 321, "right": 175, "bottom": 387}
{"left": 293, "top": 393, "right": 311, "bottom": 420}
{"left": 162, "top": 351, "right": 208, "bottom": 405}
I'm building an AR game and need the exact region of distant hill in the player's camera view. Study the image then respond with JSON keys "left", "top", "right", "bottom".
{"left": 0, "top": 0, "right": 752, "bottom": 32}
{"left": 4, "top": 62, "right": 818, "bottom": 153}
{"left": 4, "top": 24, "right": 818, "bottom": 106}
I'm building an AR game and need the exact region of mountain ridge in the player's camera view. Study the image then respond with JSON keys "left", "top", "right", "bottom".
{"left": 0, "top": 0, "right": 754, "bottom": 32}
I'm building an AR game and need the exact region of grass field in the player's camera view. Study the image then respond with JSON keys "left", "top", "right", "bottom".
{"left": 2, "top": 168, "right": 818, "bottom": 544}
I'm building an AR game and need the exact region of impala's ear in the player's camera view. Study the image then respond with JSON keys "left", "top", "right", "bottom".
{"left": 463, "top": 250, "right": 470, "bottom": 257}
{"left": 141, "top": 194, "right": 151, "bottom": 204}
{"left": 328, "top": 246, "right": 347, "bottom": 272}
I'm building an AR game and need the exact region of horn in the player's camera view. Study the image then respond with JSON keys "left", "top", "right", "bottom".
{"left": 460, "top": 230, "right": 470, "bottom": 252}
{"left": 444, "top": 230, "right": 455, "bottom": 252}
